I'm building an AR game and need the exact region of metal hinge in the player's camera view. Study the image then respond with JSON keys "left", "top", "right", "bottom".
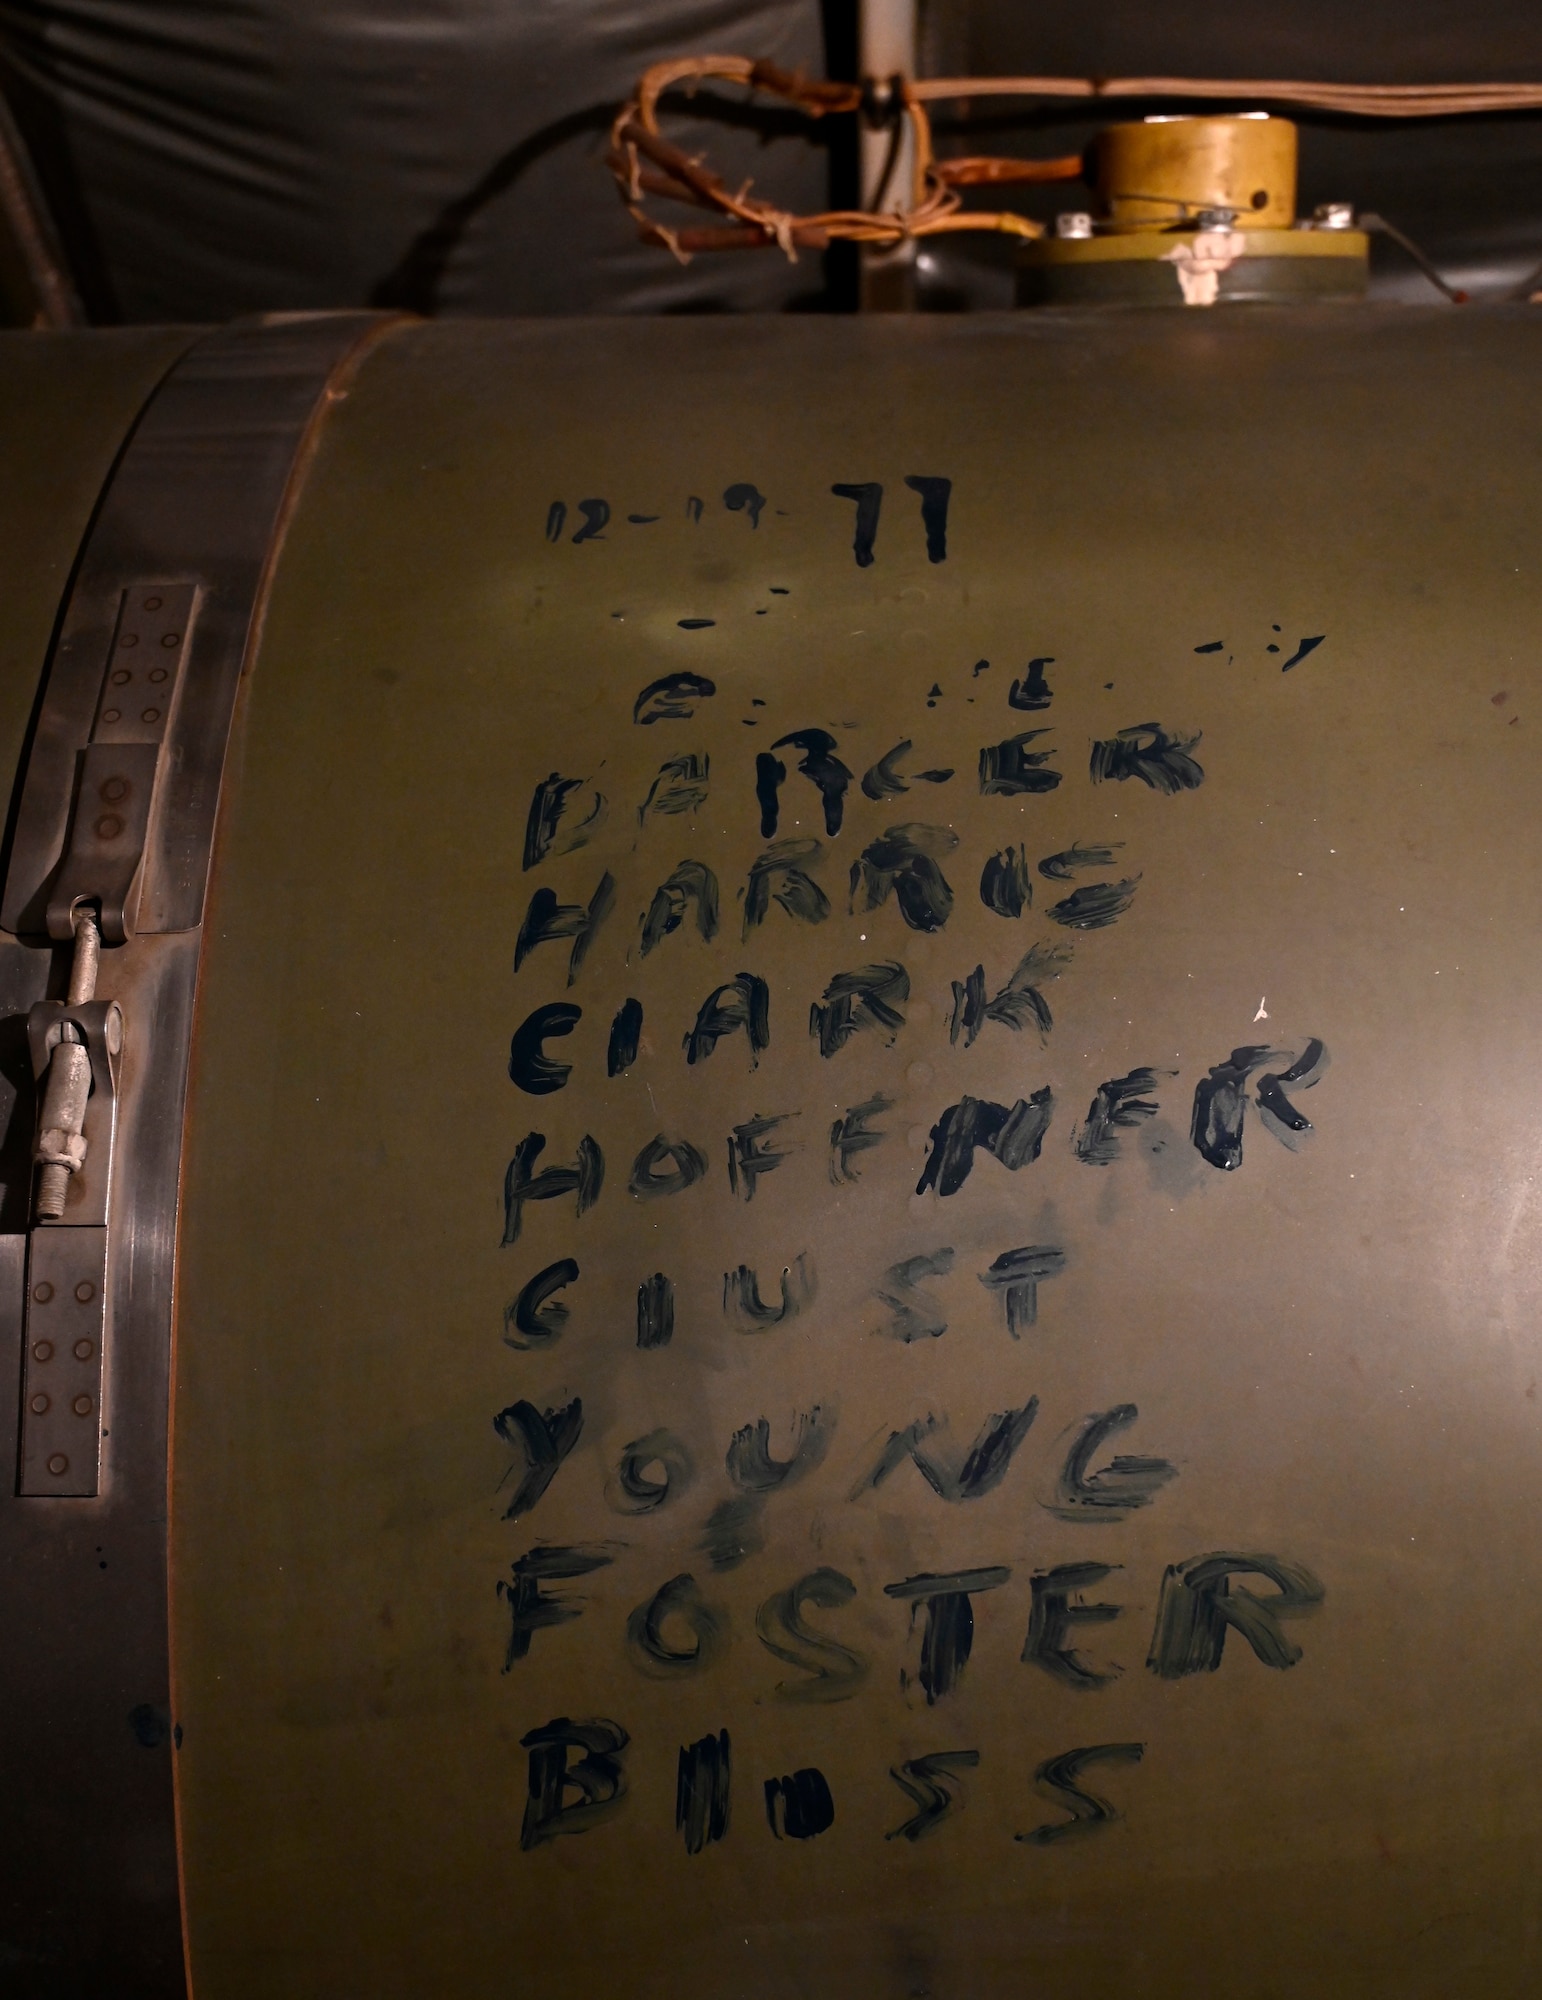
{"left": 15, "top": 580, "right": 189, "bottom": 1497}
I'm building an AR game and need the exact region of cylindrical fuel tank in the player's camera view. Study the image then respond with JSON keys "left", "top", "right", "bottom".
{"left": 4, "top": 306, "right": 1542, "bottom": 2000}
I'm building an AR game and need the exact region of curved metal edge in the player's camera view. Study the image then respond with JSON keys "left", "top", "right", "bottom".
{"left": 0, "top": 311, "right": 409, "bottom": 2000}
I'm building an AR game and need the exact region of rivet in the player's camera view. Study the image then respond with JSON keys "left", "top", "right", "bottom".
{"left": 148, "top": 667, "right": 168, "bottom": 683}
{"left": 140, "top": 708, "right": 160, "bottom": 725}
{"left": 95, "top": 813, "right": 124, "bottom": 840}
{"left": 31, "top": 1340, "right": 53, "bottom": 1361}
{"left": 29, "top": 1393, "right": 48, "bottom": 1414}
{"left": 33, "top": 1282, "right": 53, "bottom": 1303}
{"left": 119, "top": 632, "right": 139, "bottom": 648}
{"left": 144, "top": 594, "right": 162, "bottom": 610}
{"left": 46, "top": 1454, "right": 68, "bottom": 1476}
{"left": 74, "top": 1281, "right": 94, "bottom": 1304}
{"left": 100, "top": 777, "right": 129, "bottom": 803}
{"left": 73, "top": 1339, "right": 94, "bottom": 1360}
{"left": 161, "top": 632, "right": 180, "bottom": 648}
{"left": 111, "top": 669, "right": 132, "bottom": 685}
{"left": 72, "top": 1395, "right": 92, "bottom": 1416}
{"left": 102, "top": 708, "right": 121, "bottom": 723}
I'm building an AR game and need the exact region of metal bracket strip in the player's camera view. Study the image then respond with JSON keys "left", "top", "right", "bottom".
{"left": 0, "top": 311, "right": 405, "bottom": 1999}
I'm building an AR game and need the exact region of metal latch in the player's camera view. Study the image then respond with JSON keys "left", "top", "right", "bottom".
{"left": 11, "top": 579, "right": 187, "bottom": 1497}
{"left": 18, "top": 905, "right": 122, "bottom": 1497}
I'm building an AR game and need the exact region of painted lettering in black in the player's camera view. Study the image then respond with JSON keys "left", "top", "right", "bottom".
{"left": 1194, "top": 639, "right": 1224, "bottom": 654}
{"left": 1147, "top": 1552, "right": 1325, "bottom": 1678}
{"left": 1023, "top": 1563, "right": 1122, "bottom": 1690}
{"left": 519, "top": 1717, "right": 628, "bottom": 1850}
{"left": 885, "top": 1567, "right": 1011, "bottom": 1703}
{"left": 754, "top": 751, "right": 785, "bottom": 838}
{"left": 831, "top": 480, "right": 882, "bottom": 567}
{"left": 902, "top": 474, "right": 952, "bottom": 562}
{"left": 607, "top": 997, "right": 642, "bottom": 1077}
{"left": 949, "top": 943, "right": 1068, "bottom": 1047}
{"left": 626, "top": 1571, "right": 727, "bottom": 1677}
{"left": 523, "top": 772, "right": 582, "bottom": 869}
{"left": 544, "top": 501, "right": 566, "bottom": 542}
{"left": 810, "top": 960, "right": 909, "bottom": 1056}
{"left": 979, "top": 729, "right": 1061, "bottom": 796}
{"left": 1017, "top": 1743, "right": 1144, "bottom": 1846}
{"left": 727, "top": 1111, "right": 796, "bottom": 1200}
{"left": 686, "top": 495, "right": 704, "bottom": 524}
{"left": 1007, "top": 658, "right": 1054, "bottom": 711}
{"left": 875, "top": 1247, "right": 953, "bottom": 1343}
{"left": 677, "top": 1730, "right": 732, "bottom": 1854}
{"left": 1191, "top": 1039, "right": 1326, "bottom": 1170}
{"left": 978, "top": 1245, "right": 1066, "bottom": 1337}
{"left": 685, "top": 974, "right": 771, "bottom": 1068}
{"left": 1049, "top": 1406, "right": 1177, "bottom": 1522}
{"left": 502, "top": 1133, "right": 603, "bottom": 1245}
{"left": 571, "top": 499, "right": 610, "bottom": 544}
{"left": 608, "top": 1428, "right": 694, "bottom": 1515}
{"left": 499, "top": 1544, "right": 613, "bottom": 1669}
{"left": 761, "top": 729, "right": 853, "bottom": 837}
{"left": 723, "top": 1254, "right": 815, "bottom": 1329}
{"left": 728, "top": 1409, "right": 829, "bottom": 1492}
{"left": 856, "top": 1405, "right": 1038, "bottom": 1503}
{"left": 629, "top": 1134, "right": 709, "bottom": 1200}
{"left": 514, "top": 873, "right": 616, "bottom": 984}
{"left": 756, "top": 1568, "right": 869, "bottom": 1702}
{"left": 1047, "top": 879, "right": 1140, "bottom": 930}
{"left": 979, "top": 846, "right": 1031, "bottom": 916}
{"left": 509, "top": 1002, "right": 581, "bottom": 1096}
{"left": 1077, "top": 1066, "right": 1171, "bottom": 1164}
{"left": 701, "top": 1495, "right": 765, "bottom": 1571}
{"left": 1090, "top": 722, "right": 1204, "bottom": 793}
{"left": 641, "top": 860, "right": 719, "bottom": 956}
{"left": 636, "top": 1272, "right": 674, "bottom": 1350}
{"left": 886, "top": 1750, "right": 979, "bottom": 1841}
{"left": 744, "top": 837, "right": 831, "bottom": 936}
{"left": 493, "top": 1397, "right": 583, "bottom": 1520}
{"left": 862, "top": 740, "right": 954, "bottom": 801}
{"left": 634, "top": 672, "right": 717, "bottom": 726}
{"left": 765, "top": 1768, "right": 835, "bottom": 1839}
{"left": 1038, "top": 840, "right": 1124, "bottom": 882}
{"left": 850, "top": 823, "right": 957, "bottom": 932}
{"left": 504, "top": 1257, "right": 579, "bottom": 1349}
{"left": 829, "top": 1092, "right": 893, "bottom": 1184}
{"left": 1282, "top": 634, "right": 1326, "bottom": 671}
{"left": 639, "top": 752, "right": 709, "bottom": 823}
{"left": 916, "top": 1089, "right": 1054, "bottom": 1197}
{"left": 1254, "top": 1038, "right": 1328, "bottom": 1143}
{"left": 724, "top": 482, "right": 767, "bottom": 527}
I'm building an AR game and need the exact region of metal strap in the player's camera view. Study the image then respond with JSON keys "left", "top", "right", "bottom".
{"left": 0, "top": 310, "right": 404, "bottom": 1998}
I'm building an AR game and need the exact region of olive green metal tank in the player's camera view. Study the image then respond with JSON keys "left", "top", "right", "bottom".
{"left": 4, "top": 307, "right": 1542, "bottom": 1999}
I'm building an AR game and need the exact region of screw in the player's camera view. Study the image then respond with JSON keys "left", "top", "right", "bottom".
{"left": 31, "top": 1340, "right": 53, "bottom": 1360}
{"left": 46, "top": 1454, "right": 68, "bottom": 1476}
{"left": 37, "top": 1164, "right": 69, "bottom": 1218}
{"left": 101, "top": 708, "right": 120, "bottom": 723}
{"left": 75, "top": 1281, "right": 94, "bottom": 1303}
{"left": 162, "top": 632, "right": 180, "bottom": 648}
{"left": 72, "top": 1395, "right": 92, "bottom": 1416}
{"left": 144, "top": 595, "right": 162, "bottom": 609}
{"left": 119, "top": 632, "right": 139, "bottom": 648}
{"left": 73, "top": 1339, "right": 93, "bottom": 1359}
{"left": 100, "top": 777, "right": 129, "bottom": 802}
{"left": 33, "top": 1282, "right": 53, "bottom": 1303}
{"left": 95, "top": 814, "right": 124, "bottom": 839}
{"left": 29, "top": 1393, "right": 48, "bottom": 1414}
{"left": 149, "top": 668, "right": 168, "bottom": 683}
{"left": 111, "top": 669, "right": 131, "bottom": 685}
{"left": 140, "top": 709, "right": 160, "bottom": 725}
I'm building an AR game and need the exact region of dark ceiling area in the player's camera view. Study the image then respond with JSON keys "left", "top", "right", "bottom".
{"left": 0, "top": 0, "right": 1538, "bottom": 321}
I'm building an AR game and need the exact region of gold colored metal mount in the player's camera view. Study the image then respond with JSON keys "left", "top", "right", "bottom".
{"left": 1093, "top": 114, "right": 1298, "bottom": 230}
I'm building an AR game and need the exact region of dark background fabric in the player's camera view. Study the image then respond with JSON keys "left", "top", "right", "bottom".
{"left": 0, "top": 0, "right": 1537, "bottom": 321}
